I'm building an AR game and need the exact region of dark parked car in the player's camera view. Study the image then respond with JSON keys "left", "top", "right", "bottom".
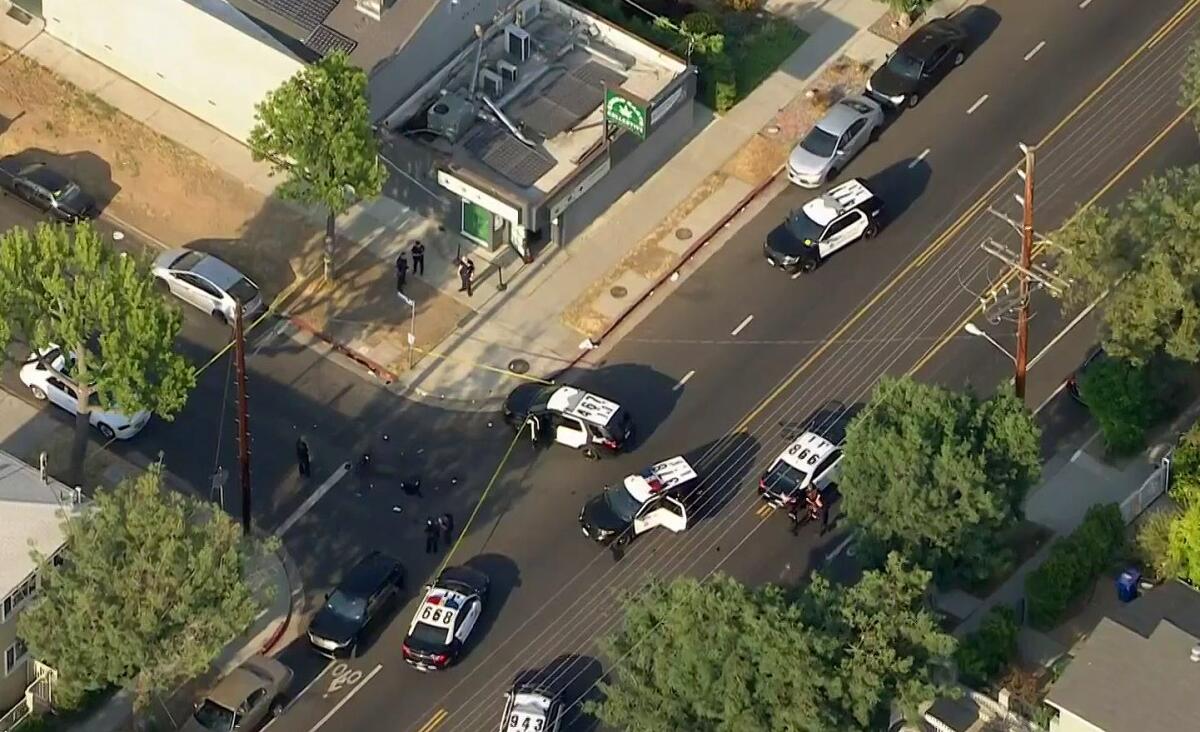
{"left": 866, "top": 18, "right": 969, "bottom": 108}
{"left": 0, "top": 160, "right": 97, "bottom": 222}
{"left": 307, "top": 551, "right": 405, "bottom": 658}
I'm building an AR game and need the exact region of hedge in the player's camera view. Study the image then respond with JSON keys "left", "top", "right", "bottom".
{"left": 1025, "top": 503, "right": 1125, "bottom": 630}
{"left": 955, "top": 606, "right": 1019, "bottom": 687}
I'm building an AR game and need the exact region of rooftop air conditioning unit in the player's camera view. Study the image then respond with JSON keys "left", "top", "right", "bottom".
{"left": 506, "top": 25, "right": 531, "bottom": 62}
{"left": 426, "top": 91, "right": 476, "bottom": 143}
{"left": 481, "top": 68, "right": 504, "bottom": 98}
{"left": 497, "top": 60, "right": 518, "bottom": 82}
{"left": 515, "top": 0, "right": 541, "bottom": 26}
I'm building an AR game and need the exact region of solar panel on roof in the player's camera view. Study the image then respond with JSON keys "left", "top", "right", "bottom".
{"left": 467, "top": 128, "right": 556, "bottom": 188}
{"left": 247, "top": 0, "right": 338, "bottom": 33}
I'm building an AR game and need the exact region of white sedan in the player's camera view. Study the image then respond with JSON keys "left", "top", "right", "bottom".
{"left": 152, "top": 249, "right": 265, "bottom": 325}
{"left": 19, "top": 347, "right": 150, "bottom": 440}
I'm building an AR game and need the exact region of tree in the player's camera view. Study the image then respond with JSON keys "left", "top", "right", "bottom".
{"left": 0, "top": 222, "right": 195, "bottom": 485}
{"left": 587, "top": 556, "right": 955, "bottom": 731}
{"left": 1051, "top": 166, "right": 1200, "bottom": 364}
{"left": 17, "top": 465, "right": 263, "bottom": 709}
{"left": 248, "top": 51, "right": 385, "bottom": 281}
{"left": 1182, "top": 38, "right": 1200, "bottom": 130}
{"left": 839, "top": 377, "right": 1041, "bottom": 582}
{"left": 800, "top": 553, "right": 957, "bottom": 728}
{"left": 1078, "top": 355, "right": 1165, "bottom": 455}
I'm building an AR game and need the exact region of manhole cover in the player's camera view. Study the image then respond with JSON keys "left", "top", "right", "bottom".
{"left": 675, "top": 227, "right": 693, "bottom": 240}
{"left": 508, "top": 358, "right": 530, "bottom": 375}
{"left": 610, "top": 285, "right": 628, "bottom": 299}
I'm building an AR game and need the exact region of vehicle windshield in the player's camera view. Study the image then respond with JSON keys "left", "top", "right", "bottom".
{"left": 192, "top": 699, "right": 236, "bottom": 731}
{"left": 324, "top": 590, "right": 366, "bottom": 622}
{"left": 885, "top": 51, "right": 923, "bottom": 80}
{"left": 784, "top": 212, "right": 826, "bottom": 245}
{"left": 798, "top": 126, "right": 839, "bottom": 158}
{"left": 408, "top": 621, "right": 451, "bottom": 647}
{"left": 604, "top": 486, "right": 643, "bottom": 522}
{"left": 762, "top": 460, "right": 808, "bottom": 496}
{"left": 55, "top": 182, "right": 81, "bottom": 199}
{"left": 227, "top": 277, "right": 259, "bottom": 304}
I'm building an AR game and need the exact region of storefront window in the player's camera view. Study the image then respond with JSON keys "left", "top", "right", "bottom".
{"left": 461, "top": 201, "right": 493, "bottom": 246}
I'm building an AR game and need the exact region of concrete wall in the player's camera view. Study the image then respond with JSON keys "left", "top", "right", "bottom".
{"left": 367, "top": 0, "right": 503, "bottom": 122}
{"left": 42, "top": 0, "right": 304, "bottom": 144}
{"left": 0, "top": 608, "right": 27, "bottom": 714}
{"left": 552, "top": 75, "right": 695, "bottom": 243}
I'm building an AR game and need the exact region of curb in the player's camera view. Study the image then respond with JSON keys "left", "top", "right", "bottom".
{"left": 553, "top": 164, "right": 787, "bottom": 379}
{"left": 288, "top": 315, "right": 401, "bottom": 385}
{"left": 258, "top": 541, "right": 302, "bottom": 655}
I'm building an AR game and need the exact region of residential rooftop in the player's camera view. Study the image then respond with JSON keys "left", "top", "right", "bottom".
{"left": 0, "top": 450, "right": 80, "bottom": 593}
{"left": 224, "top": 0, "right": 423, "bottom": 61}
{"left": 388, "top": 0, "right": 687, "bottom": 200}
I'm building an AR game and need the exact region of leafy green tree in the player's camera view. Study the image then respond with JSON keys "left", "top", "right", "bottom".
{"left": 248, "top": 51, "right": 385, "bottom": 281}
{"left": 839, "top": 377, "right": 1041, "bottom": 582}
{"left": 588, "top": 555, "right": 955, "bottom": 731}
{"left": 1078, "top": 355, "right": 1164, "bottom": 455}
{"left": 17, "top": 465, "right": 263, "bottom": 709}
{"left": 800, "top": 553, "right": 958, "bottom": 728}
{"left": 0, "top": 222, "right": 195, "bottom": 485}
{"left": 1182, "top": 38, "right": 1200, "bottom": 130}
{"left": 1052, "top": 166, "right": 1200, "bottom": 363}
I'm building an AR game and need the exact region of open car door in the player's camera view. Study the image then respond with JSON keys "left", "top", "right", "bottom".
{"left": 633, "top": 496, "right": 688, "bottom": 534}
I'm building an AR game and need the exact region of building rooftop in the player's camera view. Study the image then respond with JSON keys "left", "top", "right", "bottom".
{"left": 0, "top": 451, "right": 79, "bottom": 593}
{"left": 226, "top": 0, "right": 435, "bottom": 62}
{"left": 391, "top": 0, "right": 686, "bottom": 201}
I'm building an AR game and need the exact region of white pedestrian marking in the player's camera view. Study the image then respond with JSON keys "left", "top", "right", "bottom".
{"left": 1024, "top": 41, "right": 1046, "bottom": 61}
{"left": 908, "top": 148, "right": 931, "bottom": 168}
{"left": 307, "top": 664, "right": 382, "bottom": 732}
{"left": 731, "top": 315, "right": 754, "bottom": 336}
{"left": 673, "top": 370, "right": 696, "bottom": 391}
{"left": 277, "top": 463, "right": 351, "bottom": 536}
{"left": 966, "top": 94, "right": 989, "bottom": 115}
{"left": 826, "top": 534, "right": 855, "bottom": 561}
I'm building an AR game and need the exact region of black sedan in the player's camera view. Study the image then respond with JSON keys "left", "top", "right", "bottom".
{"left": 866, "top": 18, "right": 969, "bottom": 108}
{"left": 0, "top": 160, "right": 98, "bottom": 222}
{"left": 307, "top": 551, "right": 405, "bottom": 658}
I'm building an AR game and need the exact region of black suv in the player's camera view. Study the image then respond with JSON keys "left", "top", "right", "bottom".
{"left": 307, "top": 551, "right": 405, "bottom": 658}
{"left": 866, "top": 18, "right": 968, "bottom": 108}
{"left": 0, "top": 160, "right": 98, "bottom": 222}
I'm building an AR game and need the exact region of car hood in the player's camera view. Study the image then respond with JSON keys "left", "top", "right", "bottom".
{"left": 869, "top": 65, "right": 915, "bottom": 98}
{"left": 504, "top": 383, "right": 543, "bottom": 418}
{"left": 788, "top": 143, "right": 832, "bottom": 177}
{"left": 309, "top": 608, "right": 360, "bottom": 644}
{"left": 58, "top": 188, "right": 96, "bottom": 214}
{"left": 765, "top": 224, "right": 816, "bottom": 259}
{"left": 581, "top": 494, "right": 627, "bottom": 534}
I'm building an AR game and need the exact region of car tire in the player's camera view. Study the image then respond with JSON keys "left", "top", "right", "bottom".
{"left": 98, "top": 423, "right": 116, "bottom": 441}
{"left": 953, "top": 50, "right": 966, "bottom": 67}
{"left": 906, "top": 93, "right": 921, "bottom": 108}
{"left": 615, "top": 533, "right": 631, "bottom": 548}
{"left": 349, "top": 642, "right": 359, "bottom": 659}
{"left": 582, "top": 446, "right": 600, "bottom": 461}
{"left": 825, "top": 167, "right": 839, "bottom": 183}
{"left": 864, "top": 222, "right": 879, "bottom": 239}
{"left": 212, "top": 309, "right": 228, "bottom": 325}
{"left": 270, "top": 698, "right": 286, "bottom": 718}
{"left": 29, "top": 385, "right": 47, "bottom": 401}
{"left": 800, "top": 259, "right": 818, "bottom": 273}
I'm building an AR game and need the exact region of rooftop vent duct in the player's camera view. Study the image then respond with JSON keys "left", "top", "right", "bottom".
{"left": 515, "top": 0, "right": 541, "bottom": 26}
{"left": 427, "top": 92, "right": 476, "bottom": 143}
{"left": 481, "top": 68, "right": 504, "bottom": 98}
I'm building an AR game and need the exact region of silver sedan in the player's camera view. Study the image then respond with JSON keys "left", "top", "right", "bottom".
{"left": 152, "top": 249, "right": 265, "bottom": 325}
{"left": 787, "top": 95, "right": 884, "bottom": 188}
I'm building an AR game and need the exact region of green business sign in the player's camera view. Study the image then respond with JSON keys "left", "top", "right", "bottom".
{"left": 604, "top": 88, "right": 648, "bottom": 139}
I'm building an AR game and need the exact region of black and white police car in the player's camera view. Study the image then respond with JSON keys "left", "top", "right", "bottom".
{"left": 764, "top": 178, "right": 885, "bottom": 274}
{"left": 496, "top": 683, "right": 565, "bottom": 732}
{"left": 401, "top": 566, "right": 489, "bottom": 671}
{"left": 503, "top": 383, "right": 634, "bottom": 458}
{"left": 579, "top": 456, "right": 697, "bottom": 545}
{"left": 759, "top": 405, "right": 854, "bottom": 511}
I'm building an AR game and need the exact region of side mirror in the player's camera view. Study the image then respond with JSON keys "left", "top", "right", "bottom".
{"left": 835, "top": 149, "right": 846, "bottom": 156}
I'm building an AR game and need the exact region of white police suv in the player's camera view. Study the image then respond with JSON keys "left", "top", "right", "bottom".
{"left": 579, "top": 456, "right": 698, "bottom": 546}
{"left": 764, "top": 178, "right": 884, "bottom": 274}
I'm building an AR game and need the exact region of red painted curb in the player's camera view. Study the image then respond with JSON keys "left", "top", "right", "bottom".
{"left": 259, "top": 602, "right": 291, "bottom": 655}
{"left": 289, "top": 316, "right": 400, "bottom": 384}
{"left": 557, "top": 165, "right": 785, "bottom": 376}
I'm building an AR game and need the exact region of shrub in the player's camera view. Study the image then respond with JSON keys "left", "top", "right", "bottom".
{"left": 1025, "top": 504, "right": 1124, "bottom": 629}
{"left": 1136, "top": 509, "right": 1178, "bottom": 581}
{"left": 708, "top": 52, "right": 738, "bottom": 113}
{"left": 1171, "top": 424, "right": 1200, "bottom": 506}
{"left": 1167, "top": 500, "right": 1200, "bottom": 586}
{"left": 722, "top": 0, "right": 761, "bottom": 11}
{"left": 682, "top": 11, "right": 720, "bottom": 36}
{"left": 1079, "top": 356, "right": 1162, "bottom": 455}
{"left": 955, "top": 606, "right": 1020, "bottom": 687}
{"left": 879, "top": 0, "right": 934, "bottom": 17}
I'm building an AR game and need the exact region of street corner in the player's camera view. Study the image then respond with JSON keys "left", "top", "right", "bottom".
{"left": 283, "top": 244, "right": 472, "bottom": 384}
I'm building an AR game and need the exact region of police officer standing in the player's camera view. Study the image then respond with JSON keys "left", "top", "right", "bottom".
{"left": 411, "top": 240, "right": 425, "bottom": 276}
{"left": 395, "top": 250, "right": 409, "bottom": 294}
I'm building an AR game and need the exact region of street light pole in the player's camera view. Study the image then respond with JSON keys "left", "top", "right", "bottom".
{"left": 963, "top": 322, "right": 1016, "bottom": 364}
{"left": 1014, "top": 143, "right": 1035, "bottom": 402}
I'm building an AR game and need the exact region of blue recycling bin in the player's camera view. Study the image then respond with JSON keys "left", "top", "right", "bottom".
{"left": 1117, "top": 568, "right": 1141, "bottom": 603}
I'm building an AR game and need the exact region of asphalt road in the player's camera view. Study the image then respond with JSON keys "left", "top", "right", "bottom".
{"left": 252, "top": 2, "right": 1200, "bottom": 732}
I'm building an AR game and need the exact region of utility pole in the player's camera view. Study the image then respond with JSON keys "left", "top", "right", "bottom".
{"left": 1015, "top": 143, "right": 1035, "bottom": 401}
{"left": 233, "top": 305, "right": 252, "bottom": 535}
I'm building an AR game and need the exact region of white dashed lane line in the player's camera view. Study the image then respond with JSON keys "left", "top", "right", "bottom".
{"left": 1024, "top": 41, "right": 1046, "bottom": 61}
{"left": 673, "top": 370, "right": 696, "bottom": 391}
{"left": 730, "top": 314, "right": 754, "bottom": 336}
{"left": 966, "top": 94, "right": 989, "bottom": 115}
{"left": 908, "top": 148, "right": 931, "bottom": 168}
{"left": 1079, "top": 0, "right": 1093, "bottom": 8}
